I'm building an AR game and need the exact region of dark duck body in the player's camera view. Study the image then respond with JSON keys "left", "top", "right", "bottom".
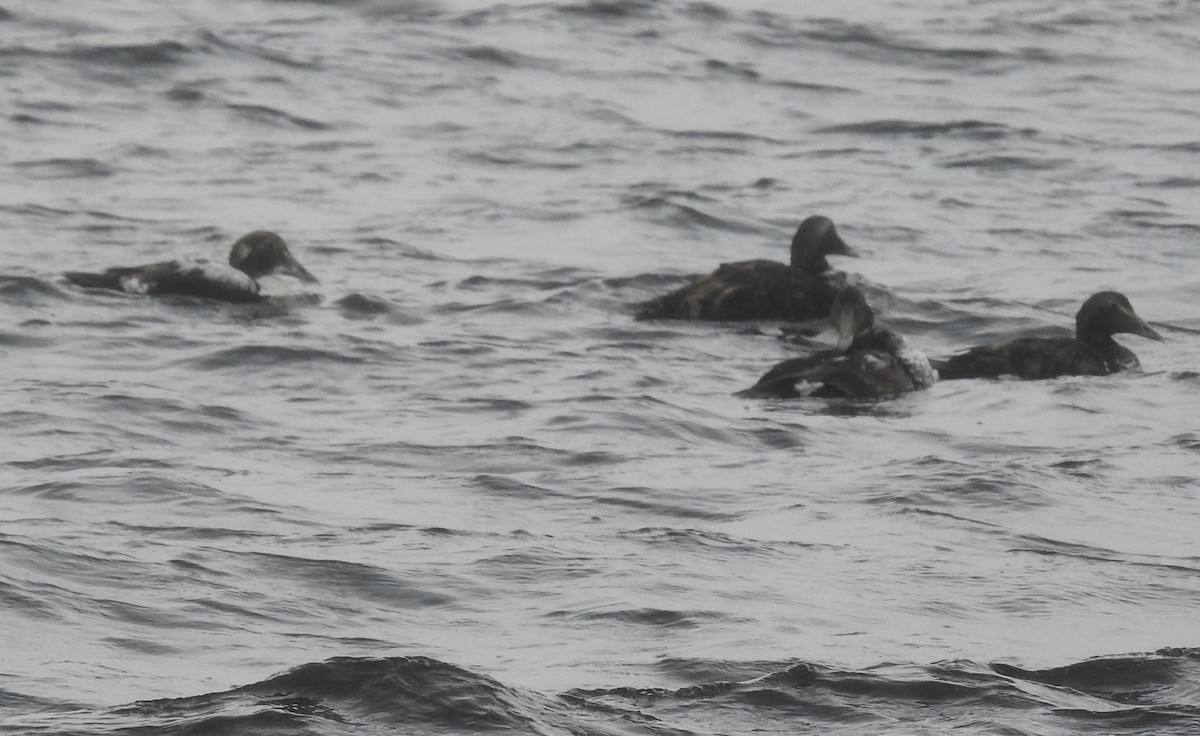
{"left": 64, "top": 231, "right": 317, "bottom": 304}
{"left": 935, "top": 291, "right": 1162, "bottom": 381}
{"left": 738, "top": 287, "right": 937, "bottom": 399}
{"left": 737, "top": 286, "right": 874, "bottom": 398}
{"left": 801, "top": 326, "right": 938, "bottom": 399}
{"left": 636, "top": 215, "right": 856, "bottom": 322}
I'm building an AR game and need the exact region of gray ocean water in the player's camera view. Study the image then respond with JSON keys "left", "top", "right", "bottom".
{"left": 3, "top": 0, "right": 1200, "bottom": 733}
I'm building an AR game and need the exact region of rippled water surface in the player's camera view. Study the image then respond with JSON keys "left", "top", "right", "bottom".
{"left": 3, "top": 0, "right": 1200, "bottom": 733}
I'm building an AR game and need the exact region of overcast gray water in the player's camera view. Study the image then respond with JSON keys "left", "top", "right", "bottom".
{"left": 2, "top": 0, "right": 1200, "bottom": 733}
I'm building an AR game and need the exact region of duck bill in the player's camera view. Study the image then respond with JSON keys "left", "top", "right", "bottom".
{"left": 1129, "top": 316, "right": 1164, "bottom": 341}
{"left": 828, "top": 233, "right": 858, "bottom": 258}
{"left": 282, "top": 259, "right": 319, "bottom": 283}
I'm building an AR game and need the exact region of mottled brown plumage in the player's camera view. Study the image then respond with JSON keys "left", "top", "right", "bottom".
{"left": 738, "top": 287, "right": 937, "bottom": 399}
{"left": 737, "top": 287, "right": 874, "bottom": 398}
{"left": 799, "top": 326, "right": 937, "bottom": 399}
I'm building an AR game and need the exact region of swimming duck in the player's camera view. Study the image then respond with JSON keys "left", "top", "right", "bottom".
{"left": 736, "top": 286, "right": 874, "bottom": 398}
{"left": 935, "top": 291, "right": 1162, "bottom": 380}
{"left": 636, "top": 215, "right": 856, "bottom": 322}
{"left": 801, "top": 326, "right": 938, "bottom": 398}
{"left": 63, "top": 231, "right": 317, "bottom": 304}
{"left": 738, "top": 287, "right": 937, "bottom": 399}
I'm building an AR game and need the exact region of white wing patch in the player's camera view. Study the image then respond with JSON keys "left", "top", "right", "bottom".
{"left": 185, "top": 260, "right": 258, "bottom": 292}
{"left": 861, "top": 353, "right": 887, "bottom": 372}
{"left": 119, "top": 274, "right": 152, "bottom": 294}
{"left": 253, "top": 274, "right": 295, "bottom": 297}
{"left": 118, "top": 259, "right": 259, "bottom": 298}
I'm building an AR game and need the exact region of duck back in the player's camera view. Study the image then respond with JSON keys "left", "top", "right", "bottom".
{"left": 936, "top": 336, "right": 1111, "bottom": 380}
{"left": 637, "top": 260, "right": 835, "bottom": 321}
{"left": 802, "top": 350, "right": 920, "bottom": 399}
{"left": 801, "top": 328, "right": 935, "bottom": 399}
{"left": 735, "top": 347, "right": 843, "bottom": 398}
{"left": 66, "top": 260, "right": 264, "bottom": 304}
{"left": 64, "top": 266, "right": 143, "bottom": 292}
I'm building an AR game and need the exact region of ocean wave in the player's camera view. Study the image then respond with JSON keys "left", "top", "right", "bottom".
{"left": 224, "top": 103, "right": 333, "bottom": 131}
{"left": 334, "top": 292, "right": 423, "bottom": 323}
{"left": 0, "top": 274, "right": 72, "bottom": 304}
{"left": 103, "top": 656, "right": 601, "bottom": 736}
{"left": 242, "top": 552, "right": 456, "bottom": 608}
{"left": 572, "top": 649, "right": 1200, "bottom": 733}
{"left": 815, "top": 119, "right": 1038, "bottom": 141}
{"left": 558, "top": 0, "right": 662, "bottom": 21}
{"left": 4, "top": 647, "right": 1198, "bottom": 733}
{"left": 196, "top": 29, "right": 324, "bottom": 70}
{"left": 549, "top": 605, "right": 737, "bottom": 628}
{"left": 440, "top": 44, "right": 556, "bottom": 70}
{"left": 621, "top": 194, "right": 766, "bottom": 235}
{"left": 657, "top": 127, "right": 789, "bottom": 145}
{"left": 940, "top": 154, "right": 1070, "bottom": 172}
{"left": 10, "top": 473, "right": 226, "bottom": 504}
{"left": 13, "top": 158, "right": 115, "bottom": 179}
{"left": 177, "top": 344, "right": 365, "bottom": 371}
{"left": 64, "top": 40, "right": 192, "bottom": 67}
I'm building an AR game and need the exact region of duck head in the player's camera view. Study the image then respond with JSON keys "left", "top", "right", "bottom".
{"left": 1076, "top": 291, "right": 1162, "bottom": 342}
{"left": 789, "top": 215, "right": 857, "bottom": 271}
{"left": 228, "top": 231, "right": 318, "bottom": 283}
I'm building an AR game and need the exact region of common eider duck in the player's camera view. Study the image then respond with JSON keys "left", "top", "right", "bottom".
{"left": 636, "top": 215, "right": 856, "bottom": 322}
{"left": 935, "top": 291, "right": 1162, "bottom": 381}
{"left": 801, "top": 326, "right": 938, "bottom": 398}
{"left": 738, "top": 287, "right": 937, "bottom": 399}
{"left": 64, "top": 231, "right": 317, "bottom": 304}
{"left": 736, "top": 286, "right": 874, "bottom": 398}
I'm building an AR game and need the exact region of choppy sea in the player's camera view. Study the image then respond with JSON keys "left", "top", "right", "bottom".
{"left": 3, "top": 0, "right": 1200, "bottom": 733}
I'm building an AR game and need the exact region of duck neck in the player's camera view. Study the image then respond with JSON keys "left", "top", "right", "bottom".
{"left": 1080, "top": 331, "right": 1138, "bottom": 371}
{"left": 791, "top": 249, "right": 830, "bottom": 272}
{"left": 1079, "top": 329, "right": 1117, "bottom": 354}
